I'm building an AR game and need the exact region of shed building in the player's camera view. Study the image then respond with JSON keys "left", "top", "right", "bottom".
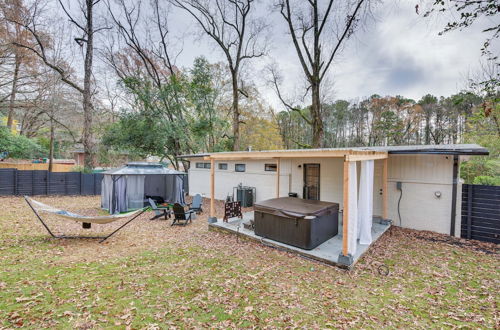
{"left": 181, "top": 144, "right": 489, "bottom": 237}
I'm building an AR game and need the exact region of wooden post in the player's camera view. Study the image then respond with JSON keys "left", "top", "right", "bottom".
{"left": 210, "top": 158, "right": 215, "bottom": 218}
{"left": 382, "top": 158, "right": 388, "bottom": 220}
{"left": 342, "top": 158, "right": 349, "bottom": 256}
{"left": 276, "top": 158, "right": 280, "bottom": 198}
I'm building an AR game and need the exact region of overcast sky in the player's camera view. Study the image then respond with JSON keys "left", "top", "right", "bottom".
{"left": 56, "top": 0, "right": 495, "bottom": 110}
{"left": 160, "top": 1, "right": 495, "bottom": 110}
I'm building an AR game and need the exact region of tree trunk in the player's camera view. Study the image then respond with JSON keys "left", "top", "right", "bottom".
{"left": 83, "top": 0, "right": 94, "bottom": 170}
{"left": 310, "top": 82, "right": 323, "bottom": 148}
{"left": 6, "top": 55, "right": 21, "bottom": 130}
{"left": 231, "top": 70, "right": 240, "bottom": 151}
{"left": 425, "top": 113, "right": 431, "bottom": 145}
{"left": 48, "top": 120, "right": 54, "bottom": 172}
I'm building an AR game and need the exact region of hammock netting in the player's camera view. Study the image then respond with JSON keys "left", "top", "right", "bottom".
{"left": 26, "top": 197, "right": 145, "bottom": 224}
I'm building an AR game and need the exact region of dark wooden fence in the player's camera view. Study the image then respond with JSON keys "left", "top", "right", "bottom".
{"left": 461, "top": 184, "right": 500, "bottom": 244}
{"left": 0, "top": 169, "right": 103, "bottom": 196}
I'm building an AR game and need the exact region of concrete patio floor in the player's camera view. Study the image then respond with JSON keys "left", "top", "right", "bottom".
{"left": 209, "top": 211, "right": 391, "bottom": 268}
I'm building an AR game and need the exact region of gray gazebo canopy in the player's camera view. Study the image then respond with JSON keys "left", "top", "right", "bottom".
{"left": 101, "top": 162, "right": 186, "bottom": 214}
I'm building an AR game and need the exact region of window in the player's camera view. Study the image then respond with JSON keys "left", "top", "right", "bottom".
{"left": 195, "top": 162, "right": 211, "bottom": 169}
{"left": 218, "top": 163, "right": 228, "bottom": 170}
{"left": 235, "top": 164, "right": 246, "bottom": 172}
{"left": 265, "top": 164, "right": 277, "bottom": 172}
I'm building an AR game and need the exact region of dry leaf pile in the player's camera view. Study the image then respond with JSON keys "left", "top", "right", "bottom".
{"left": 0, "top": 195, "right": 498, "bottom": 328}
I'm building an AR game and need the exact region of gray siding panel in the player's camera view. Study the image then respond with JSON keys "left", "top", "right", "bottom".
{"left": 16, "top": 170, "right": 34, "bottom": 195}
{"left": 0, "top": 169, "right": 16, "bottom": 195}
{"left": 33, "top": 171, "right": 48, "bottom": 195}
{"left": 65, "top": 172, "right": 80, "bottom": 195}
{"left": 0, "top": 169, "right": 102, "bottom": 196}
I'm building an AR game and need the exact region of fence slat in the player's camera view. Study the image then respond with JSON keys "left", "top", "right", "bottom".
{"left": 0, "top": 169, "right": 102, "bottom": 196}
{"left": 462, "top": 184, "right": 500, "bottom": 244}
{"left": 467, "top": 185, "right": 472, "bottom": 239}
{"left": 0, "top": 169, "right": 16, "bottom": 195}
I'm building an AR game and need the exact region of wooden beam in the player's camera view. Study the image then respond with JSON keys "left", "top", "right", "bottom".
{"left": 382, "top": 158, "right": 388, "bottom": 220}
{"left": 210, "top": 158, "right": 215, "bottom": 218}
{"left": 205, "top": 149, "right": 387, "bottom": 161}
{"left": 342, "top": 158, "right": 349, "bottom": 256}
{"left": 346, "top": 153, "right": 388, "bottom": 162}
{"left": 203, "top": 156, "right": 277, "bottom": 161}
{"left": 276, "top": 158, "right": 280, "bottom": 198}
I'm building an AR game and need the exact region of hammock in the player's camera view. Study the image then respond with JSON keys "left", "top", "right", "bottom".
{"left": 27, "top": 197, "right": 144, "bottom": 224}
{"left": 24, "top": 196, "right": 148, "bottom": 242}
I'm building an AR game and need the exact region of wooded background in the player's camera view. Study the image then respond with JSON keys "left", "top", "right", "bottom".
{"left": 0, "top": 0, "right": 498, "bottom": 184}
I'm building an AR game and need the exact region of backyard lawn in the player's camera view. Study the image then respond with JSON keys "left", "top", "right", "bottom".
{"left": 0, "top": 196, "right": 498, "bottom": 328}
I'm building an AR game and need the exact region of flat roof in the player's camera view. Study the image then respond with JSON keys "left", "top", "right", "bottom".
{"left": 180, "top": 144, "right": 488, "bottom": 159}
{"left": 103, "top": 162, "right": 185, "bottom": 175}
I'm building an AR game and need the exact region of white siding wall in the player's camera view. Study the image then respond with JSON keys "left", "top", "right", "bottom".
{"left": 189, "top": 159, "right": 291, "bottom": 202}
{"left": 187, "top": 153, "right": 459, "bottom": 236}
{"left": 288, "top": 157, "right": 344, "bottom": 204}
{"left": 386, "top": 154, "right": 456, "bottom": 235}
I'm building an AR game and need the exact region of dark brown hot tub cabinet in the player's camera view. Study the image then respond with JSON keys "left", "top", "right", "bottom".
{"left": 254, "top": 197, "right": 339, "bottom": 250}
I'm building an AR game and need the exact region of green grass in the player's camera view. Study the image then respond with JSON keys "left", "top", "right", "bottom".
{"left": 0, "top": 196, "right": 498, "bottom": 328}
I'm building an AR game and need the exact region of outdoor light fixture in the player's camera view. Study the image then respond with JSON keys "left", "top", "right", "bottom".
{"left": 434, "top": 191, "right": 442, "bottom": 198}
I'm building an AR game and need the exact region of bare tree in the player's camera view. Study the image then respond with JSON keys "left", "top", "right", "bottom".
{"left": 57, "top": 0, "right": 107, "bottom": 169}
{"left": 0, "top": 0, "right": 41, "bottom": 130}
{"left": 6, "top": 0, "right": 106, "bottom": 169}
{"left": 171, "top": 0, "right": 267, "bottom": 151}
{"left": 104, "top": 0, "right": 194, "bottom": 168}
{"left": 275, "top": 0, "right": 375, "bottom": 147}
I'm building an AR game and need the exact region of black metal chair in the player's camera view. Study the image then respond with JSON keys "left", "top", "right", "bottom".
{"left": 188, "top": 194, "right": 203, "bottom": 214}
{"left": 172, "top": 203, "right": 194, "bottom": 226}
{"left": 148, "top": 198, "right": 170, "bottom": 220}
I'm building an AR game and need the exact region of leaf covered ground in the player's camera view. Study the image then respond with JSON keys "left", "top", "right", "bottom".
{"left": 0, "top": 196, "right": 498, "bottom": 329}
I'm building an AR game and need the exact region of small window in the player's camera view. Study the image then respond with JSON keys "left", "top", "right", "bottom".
{"left": 265, "top": 164, "right": 277, "bottom": 172}
{"left": 195, "top": 162, "right": 211, "bottom": 169}
{"left": 235, "top": 164, "right": 246, "bottom": 172}
{"left": 218, "top": 163, "right": 228, "bottom": 170}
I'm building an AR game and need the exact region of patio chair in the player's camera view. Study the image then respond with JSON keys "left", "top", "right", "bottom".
{"left": 188, "top": 194, "right": 203, "bottom": 214}
{"left": 172, "top": 203, "right": 194, "bottom": 226}
{"left": 148, "top": 198, "right": 170, "bottom": 220}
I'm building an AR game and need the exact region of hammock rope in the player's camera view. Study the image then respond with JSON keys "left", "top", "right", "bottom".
{"left": 24, "top": 196, "right": 148, "bottom": 242}
{"left": 26, "top": 197, "right": 144, "bottom": 224}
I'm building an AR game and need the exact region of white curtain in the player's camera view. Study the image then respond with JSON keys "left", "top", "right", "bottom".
{"left": 347, "top": 161, "right": 358, "bottom": 255}
{"left": 101, "top": 175, "right": 113, "bottom": 211}
{"left": 357, "top": 160, "right": 374, "bottom": 245}
{"left": 126, "top": 175, "right": 145, "bottom": 210}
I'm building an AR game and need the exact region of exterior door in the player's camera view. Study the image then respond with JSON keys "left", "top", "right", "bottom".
{"left": 303, "top": 164, "right": 320, "bottom": 200}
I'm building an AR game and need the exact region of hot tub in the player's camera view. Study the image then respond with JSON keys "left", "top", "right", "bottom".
{"left": 254, "top": 197, "right": 339, "bottom": 250}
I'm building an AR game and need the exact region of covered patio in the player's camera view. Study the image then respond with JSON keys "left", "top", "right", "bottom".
{"left": 210, "top": 211, "right": 391, "bottom": 267}
{"left": 205, "top": 148, "right": 391, "bottom": 268}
